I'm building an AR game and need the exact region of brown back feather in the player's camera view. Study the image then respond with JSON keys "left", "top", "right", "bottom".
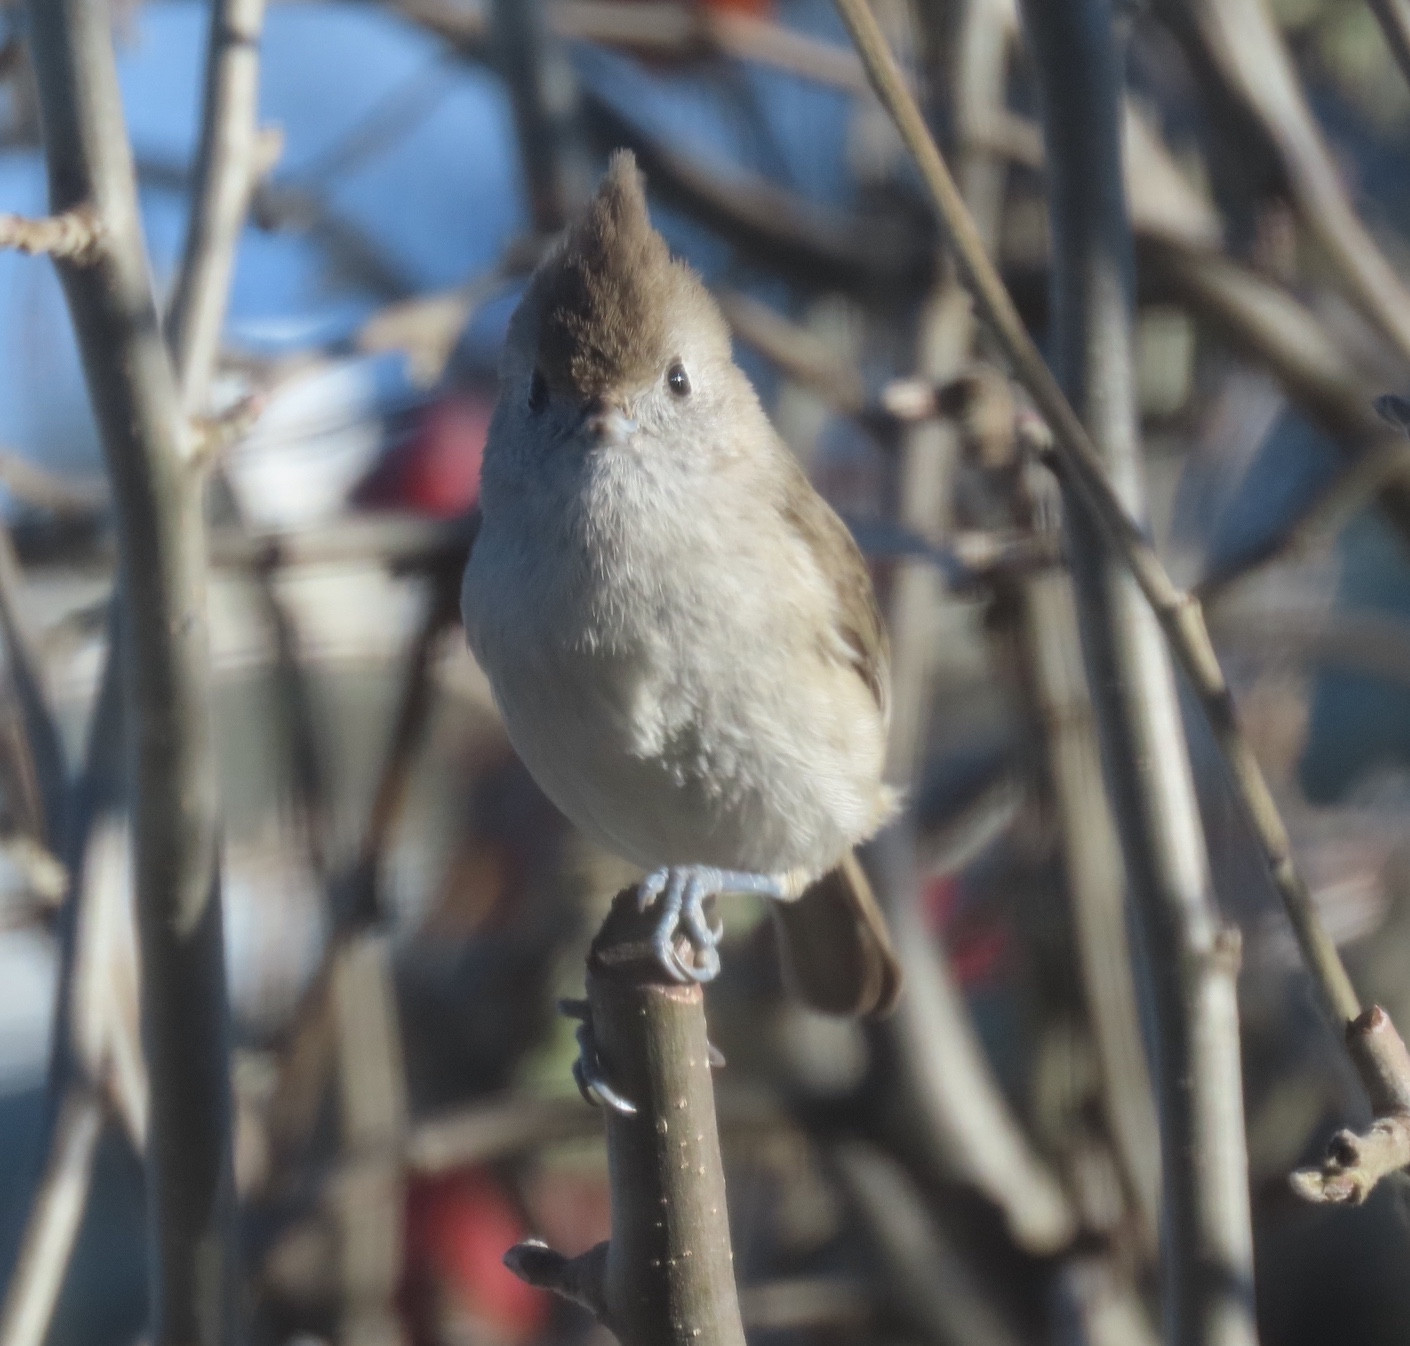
{"left": 776, "top": 451, "right": 891, "bottom": 728}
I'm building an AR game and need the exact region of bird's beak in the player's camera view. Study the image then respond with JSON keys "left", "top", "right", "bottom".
{"left": 582, "top": 399, "right": 638, "bottom": 446}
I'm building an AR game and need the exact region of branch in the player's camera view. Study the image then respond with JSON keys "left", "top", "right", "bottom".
{"left": 0, "top": 1087, "right": 106, "bottom": 1346}
{"left": 24, "top": 3, "right": 235, "bottom": 1344}
{"left": 1290, "top": 1115, "right": 1410, "bottom": 1204}
{"left": 0, "top": 527, "right": 69, "bottom": 847}
{"left": 1367, "top": 0, "right": 1410, "bottom": 92}
{"left": 0, "top": 207, "right": 103, "bottom": 263}
{"left": 830, "top": 0, "right": 1366, "bottom": 1042}
{"left": 505, "top": 888, "right": 747, "bottom": 1346}
{"left": 166, "top": 0, "right": 267, "bottom": 415}
{"left": 1157, "top": 0, "right": 1410, "bottom": 369}
{"left": 871, "top": 827, "right": 1077, "bottom": 1255}
{"left": 965, "top": 387, "right": 1160, "bottom": 1251}
{"left": 831, "top": 1142, "right": 1026, "bottom": 1346}
{"left": 1291, "top": 1007, "right": 1410, "bottom": 1204}
{"left": 492, "top": 0, "right": 584, "bottom": 232}
{"left": 1017, "top": 6, "right": 1256, "bottom": 1340}
{"left": 0, "top": 450, "right": 105, "bottom": 518}
{"left": 0, "top": 602, "right": 125, "bottom": 1346}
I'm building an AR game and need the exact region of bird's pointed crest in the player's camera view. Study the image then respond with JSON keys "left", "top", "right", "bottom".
{"left": 529, "top": 150, "right": 706, "bottom": 399}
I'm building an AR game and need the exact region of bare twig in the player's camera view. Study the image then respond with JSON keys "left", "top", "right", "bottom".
{"left": 1158, "top": 0, "right": 1410, "bottom": 369}
{"left": 859, "top": 0, "right": 1075, "bottom": 1260}
{"left": 506, "top": 888, "right": 747, "bottom": 1346}
{"left": 262, "top": 563, "right": 461, "bottom": 1173}
{"left": 493, "top": 0, "right": 584, "bottom": 232}
{"left": 166, "top": 0, "right": 267, "bottom": 415}
{"left": 1017, "top": 5, "right": 1255, "bottom": 1341}
{"left": 0, "top": 528, "right": 68, "bottom": 846}
{"left": 831, "top": 0, "right": 1365, "bottom": 1039}
{"left": 0, "top": 579, "right": 125, "bottom": 1346}
{"left": 1291, "top": 1007, "right": 1410, "bottom": 1203}
{"left": 25, "top": 3, "right": 235, "bottom": 1344}
{"left": 331, "top": 933, "right": 408, "bottom": 1345}
{"left": 1290, "top": 1114, "right": 1410, "bottom": 1204}
{"left": 1366, "top": 0, "right": 1410, "bottom": 92}
{"left": 394, "top": 0, "right": 870, "bottom": 89}
{"left": 0, "top": 1087, "right": 106, "bottom": 1346}
{"left": 872, "top": 826, "right": 1077, "bottom": 1255}
{"left": 587, "top": 101, "right": 927, "bottom": 293}
{"left": 0, "top": 450, "right": 105, "bottom": 518}
{"left": 831, "top": 1141, "right": 1026, "bottom": 1346}
{"left": 0, "top": 206, "right": 103, "bottom": 263}
{"left": 964, "top": 393, "right": 1159, "bottom": 1250}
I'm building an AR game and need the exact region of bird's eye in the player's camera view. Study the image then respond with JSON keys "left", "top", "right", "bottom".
{"left": 666, "top": 361, "right": 691, "bottom": 398}
{"left": 528, "top": 368, "right": 548, "bottom": 414}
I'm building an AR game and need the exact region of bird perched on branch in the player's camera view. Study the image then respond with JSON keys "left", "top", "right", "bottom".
{"left": 461, "top": 150, "right": 900, "bottom": 1017}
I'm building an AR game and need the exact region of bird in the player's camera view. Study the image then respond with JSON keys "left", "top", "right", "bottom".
{"left": 461, "top": 150, "right": 901, "bottom": 1018}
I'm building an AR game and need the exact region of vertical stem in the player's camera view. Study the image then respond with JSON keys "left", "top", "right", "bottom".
{"left": 24, "top": 0, "right": 234, "bottom": 1342}
{"left": 0, "top": 528, "right": 67, "bottom": 847}
{"left": 591, "top": 961, "right": 745, "bottom": 1346}
{"left": 0, "top": 1088, "right": 105, "bottom": 1346}
{"left": 1016, "top": 3, "right": 1256, "bottom": 1344}
{"left": 167, "top": 0, "right": 267, "bottom": 416}
{"left": 492, "top": 0, "right": 583, "bottom": 233}
{"left": 508, "top": 889, "right": 747, "bottom": 1346}
{"left": 332, "top": 933, "right": 409, "bottom": 1346}
{"left": 1010, "top": 487, "right": 1161, "bottom": 1249}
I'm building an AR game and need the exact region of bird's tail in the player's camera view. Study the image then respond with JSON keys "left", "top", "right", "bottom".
{"left": 771, "top": 851, "right": 902, "bottom": 1017}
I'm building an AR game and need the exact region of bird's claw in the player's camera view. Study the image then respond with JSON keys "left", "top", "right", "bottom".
{"left": 559, "top": 998, "right": 636, "bottom": 1115}
{"left": 638, "top": 866, "right": 727, "bottom": 984}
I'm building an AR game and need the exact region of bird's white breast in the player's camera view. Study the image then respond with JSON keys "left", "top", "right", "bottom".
{"left": 462, "top": 437, "right": 887, "bottom": 879}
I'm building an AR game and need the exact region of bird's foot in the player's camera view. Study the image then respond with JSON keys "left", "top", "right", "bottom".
{"left": 559, "top": 999, "right": 636, "bottom": 1116}
{"left": 636, "top": 865, "right": 787, "bottom": 984}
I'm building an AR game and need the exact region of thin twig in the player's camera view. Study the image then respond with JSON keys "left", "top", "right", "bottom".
{"left": 0, "top": 527, "right": 68, "bottom": 847}
{"left": 0, "top": 450, "right": 105, "bottom": 518}
{"left": 831, "top": 1142, "right": 1026, "bottom": 1346}
{"left": 331, "top": 932, "right": 409, "bottom": 1344}
{"left": 0, "top": 535, "right": 126, "bottom": 1346}
{"left": 25, "top": 1, "right": 236, "bottom": 1342}
{"left": 0, "top": 206, "right": 103, "bottom": 263}
{"left": 831, "top": 0, "right": 1365, "bottom": 1038}
{"left": 0, "top": 1087, "right": 107, "bottom": 1346}
{"left": 1290, "top": 1114, "right": 1410, "bottom": 1204}
{"left": 963, "top": 388, "right": 1159, "bottom": 1251}
{"left": 1157, "top": 0, "right": 1410, "bottom": 369}
{"left": 1291, "top": 1007, "right": 1410, "bottom": 1203}
{"left": 1366, "top": 0, "right": 1410, "bottom": 91}
{"left": 871, "top": 826, "right": 1078, "bottom": 1255}
{"left": 166, "top": 0, "right": 267, "bottom": 416}
{"left": 493, "top": 0, "right": 584, "bottom": 232}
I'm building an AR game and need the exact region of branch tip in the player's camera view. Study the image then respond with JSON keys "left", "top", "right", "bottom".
{"left": 1290, "top": 1113, "right": 1410, "bottom": 1205}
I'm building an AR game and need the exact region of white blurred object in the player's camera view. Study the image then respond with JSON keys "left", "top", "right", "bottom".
{"left": 224, "top": 360, "right": 392, "bottom": 531}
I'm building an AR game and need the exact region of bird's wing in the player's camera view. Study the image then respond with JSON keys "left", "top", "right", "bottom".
{"left": 775, "top": 451, "right": 891, "bottom": 729}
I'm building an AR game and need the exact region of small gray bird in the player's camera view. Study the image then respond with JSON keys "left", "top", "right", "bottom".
{"left": 461, "top": 151, "right": 901, "bottom": 1016}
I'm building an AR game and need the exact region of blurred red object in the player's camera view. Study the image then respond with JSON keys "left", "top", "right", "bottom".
{"left": 923, "top": 874, "right": 1009, "bottom": 988}
{"left": 404, "top": 1169, "right": 551, "bottom": 1343}
{"left": 357, "top": 391, "right": 489, "bottom": 518}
